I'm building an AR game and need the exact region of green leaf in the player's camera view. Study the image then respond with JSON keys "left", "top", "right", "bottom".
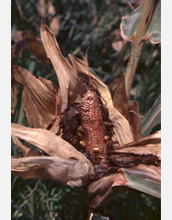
{"left": 146, "top": 2, "right": 161, "bottom": 44}
{"left": 141, "top": 95, "right": 161, "bottom": 137}
{"left": 121, "top": 165, "right": 161, "bottom": 198}
{"left": 121, "top": 3, "right": 144, "bottom": 42}
{"left": 121, "top": 1, "right": 161, "bottom": 44}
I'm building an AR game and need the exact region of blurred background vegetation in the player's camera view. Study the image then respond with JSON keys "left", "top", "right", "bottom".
{"left": 11, "top": 0, "right": 161, "bottom": 219}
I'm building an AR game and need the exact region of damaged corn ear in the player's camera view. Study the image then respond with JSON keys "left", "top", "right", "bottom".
{"left": 80, "top": 88, "right": 107, "bottom": 164}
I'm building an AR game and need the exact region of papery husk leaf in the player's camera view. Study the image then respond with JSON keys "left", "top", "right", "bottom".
{"left": 69, "top": 54, "right": 113, "bottom": 107}
{"left": 12, "top": 136, "right": 39, "bottom": 157}
{"left": 141, "top": 94, "right": 161, "bottom": 137}
{"left": 13, "top": 65, "right": 60, "bottom": 133}
{"left": 11, "top": 156, "right": 92, "bottom": 187}
{"left": 128, "top": 101, "right": 142, "bottom": 141}
{"left": 86, "top": 174, "right": 127, "bottom": 209}
{"left": 108, "top": 105, "right": 134, "bottom": 145}
{"left": 11, "top": 123, "right": 94, "bottom": 169}
{"left": 113, "top": 130, "right": 161, "bottom": 160}
{"left": 11, "top": 158, "right": 53, "bottom": 180}
{"left": 113, "top": 74, "right": 142, "bottom": 140}
{"left": 40, "top": 20, "right": 86, "bottom": 112}
{"left": 86, "top": 164, "right": 160, "bottom": 209}
{"left": 113, "top": 74, "right": 129, "bottom": 120}
{"left": 69, "top": 54, "right": 134, "bottom": 145}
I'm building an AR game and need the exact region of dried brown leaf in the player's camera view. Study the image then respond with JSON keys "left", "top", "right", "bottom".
{"left": 86, "top": 164, "right": 160, "bottom": 209}
{"left": 69, "top": 54, "right": 113, "bottom": 107}
{"left": 13, "top": 65, "right": 60, "bottom": 133}
{"left": 108, "top": 105, "right": 134, "bottom": 145}
{"left": 11, "top": 158, "right": 52, "bottom": 180}
{"left": 40, "top": 20, "right": 86, "bottom": 112}
{"left": 11, "top": 156, "right": 92, "bottom": 187}
{"left": 113, "top": 130, "right": 161, "bottom": 160}
{"left": 128, "top": 101, "right": 142, "bottom": 140}
{"left": 113, "top": 74, "right": 142, "bottom": 140}
{"left": 86, "top": 174, "right": 128, "bottom": 209}
{"left": 11, "top": 123, "right": 94, "bottom": 168}
{"left": 113, "top": 74, "right": 129, "bottom": 120}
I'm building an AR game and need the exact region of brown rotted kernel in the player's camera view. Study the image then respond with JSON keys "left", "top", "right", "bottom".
{"left": 80, "top": 88, "right": 107, "bottom": 164}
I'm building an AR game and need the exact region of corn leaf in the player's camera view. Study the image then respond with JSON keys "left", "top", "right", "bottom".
{"left": 120, "top": 1, "right": 161, "bottom": 44}
{"left": 40, "top": 20, "right": 86, "bottom": 112}
{"left": 113, "top": 74, "right": 142, "bottom": 141}
{"left": 11, "top": 123, "right": 94, "bottom": 167}
{"left": 114, "top": 130, "right": 161, "bottom": 160}
{"left": 87, "top": 164, "right": 160, "bottom": 209}
{"left": 12, "top": 156, "right": 92, "bottom": 187}
{"left": 13, "top": 65, "right": 60, "bottom": 133}
{"left": 141, "top": 95, "right": 161, "bottom": 137}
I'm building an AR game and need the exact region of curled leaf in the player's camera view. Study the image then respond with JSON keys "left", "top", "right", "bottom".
{"left": 11, "top": 156, "right": 92, "bottom": 187}
{"left": 113, "top": 130, "right": 161, "bottom": 160}
{"left": 11, "top": 123, "right": 94, "bottom": 168}
{"left": 40, "top": 20, "right": 86, "bottom": 112}
{"left": 13, "top": 65, "right": 60, "bottom": 133}
{"left": 86, "top": 164, "right": 160, "bottom": 209}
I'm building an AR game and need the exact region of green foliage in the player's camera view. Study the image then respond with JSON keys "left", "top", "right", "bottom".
{"left": 11, "top": 177, "right": 89, "bottom": 220}
{"left": 134, "top": 42, "right": 161, "bottom": 115}
{"left": 106, "top": 190, "right": 160, "bottom": 220}
{"left": 11, "top": 0, "right": 161, "bottom": 219}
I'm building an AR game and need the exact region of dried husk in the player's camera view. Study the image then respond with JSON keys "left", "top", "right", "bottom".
{"left": 40, "top": 20, "right": 87, "bottom": 112}
{"left": 69, "top": 54, "right": 134, "bottom": 145}
{"left": 11, "top": 123, "right": 94, "bottom": 166}
{"left": 86, "top": 164, "right": 161, "bottom": 209}
{"left": 113, "top": 130, "right": 161, "bottom": 160}
{"left": 11, "top": 123, "right": 94, "bottom": 187}
{"left": 113, "top": 74, "right": 142, "bottom": 141}
{"left": 13, "top": 65, "right": 60, "bottom": 134}
{"left": 12, "top": 156, "right": 92, "bottom": 187}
